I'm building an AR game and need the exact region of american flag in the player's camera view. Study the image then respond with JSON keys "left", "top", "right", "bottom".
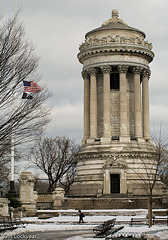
{"left": 23, "top": 81, "right": 41, "bottom": 93}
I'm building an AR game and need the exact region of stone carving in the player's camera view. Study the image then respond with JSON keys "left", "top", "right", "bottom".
{"left": 79, "top": 35, "right": 153, "bottom": 51}
{"left": 118, "top": 65, "right": 129, "bottom": 73}
{"left": 103, "top": 155, "right": 127, "bottom": 169}
{"left": 142, "top": 69, "right": 151, "bottom": 78}
{"left": 81, "top": 70, "right": 89, "bottom": 79}
{"left": 77, "top": 152, "right": 155, "bottom": 161}
{"left": 132, "top": 66, "right": 143, "bottom": 75}
{"left": 87, "top": 67, "right": 97, "bottom": 76}
{"left": 100, "top": 65, "right": 111, "bottom": 74}
{"left": 19, "top": 174, "right": 34, "bottom": 185}
{"left": 102, "top": 9, "right": 128, "bottom": 26}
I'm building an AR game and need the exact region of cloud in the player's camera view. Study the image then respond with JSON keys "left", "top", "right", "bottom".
{"left": 1, "top": 0, "right": 168, "bottom": 144}
{"left": 46, "top": 103, "right": 83, "bottom": 142}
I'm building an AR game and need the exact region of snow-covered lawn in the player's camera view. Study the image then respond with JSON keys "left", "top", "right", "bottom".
{"left": 0, "top": 209, "right": 168, "bottom": 240}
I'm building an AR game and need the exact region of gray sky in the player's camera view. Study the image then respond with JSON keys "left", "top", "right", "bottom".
{"left": 2, "top": 0, "right": 168, "bottom": 143}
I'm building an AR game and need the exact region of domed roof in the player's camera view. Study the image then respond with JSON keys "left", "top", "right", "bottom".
{"left": 85, "top": 9, "right": 145, "bottom": 38}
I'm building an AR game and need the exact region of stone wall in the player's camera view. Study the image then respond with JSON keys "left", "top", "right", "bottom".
{"left": 19, "top": 171, "right": 168, "bottom": 211}
{"left": 111, "top": 90, "right": 120, "bottom": 136}
{"left": 62, "top": 197, "right": 163, "bottom": 210}
{"left": 97, "top": 71, "right": 135, "bottom": 138}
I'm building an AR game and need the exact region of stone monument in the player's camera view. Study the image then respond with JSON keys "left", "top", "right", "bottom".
{"left": 19, "top": 171, "right": 37, "bottom": 216}
{"left": 70, "top": 10, "right": 165, "bottom": 197}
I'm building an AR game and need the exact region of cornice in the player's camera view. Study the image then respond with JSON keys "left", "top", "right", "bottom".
{"left": 78, "top": 44, "right": 154, "bottom": 64}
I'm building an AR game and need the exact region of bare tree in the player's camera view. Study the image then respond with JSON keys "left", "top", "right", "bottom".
{"left": 0, "top": 14, "right": 51, "bottom": 163}
{"left": 134, "top": 154, "right": 160, "bottom": 227}
{"left": 0, "top": 148, "right": 21, "bottom": 190}
{"left": 0, "top": 156, "right": 9, "bottom": 189}
{"left": 131, "top": 128, "right": 168, "bottom": 227}
{"left": 30, "top": 137, "right": 79, "bottom": 192}
{"left": 33, "top": 176, "right": 49, "bottom": 193}
{"left": 59, "top": 163, "right": 77, "bottom": 193}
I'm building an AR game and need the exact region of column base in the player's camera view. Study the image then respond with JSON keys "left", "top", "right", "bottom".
{"left": 136, "top": 137, "right": 145, "bottom": 143}
{"left": 120, "top": 136, "right": 130, "bottom": 142}
{"left": 82, "top": 138, "right": 87, "bottom": 145}
{"left": 101, "top": 137, "right": 111, "bottom": 144}
{"left": 86, "top": 138, "right": 96, "bottom": 144}
{"left": 144, "top": 137, "right": 152, "bottom": 143}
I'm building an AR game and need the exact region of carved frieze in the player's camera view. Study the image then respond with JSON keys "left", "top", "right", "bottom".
{"left": 79, "top": 35, "right": 153, "bottom": 52}
{"left": 103, "top": 155, "right": 127, "bottom": 169}
{"left": 76, "top": 151, "right": 156, "bottom": 161}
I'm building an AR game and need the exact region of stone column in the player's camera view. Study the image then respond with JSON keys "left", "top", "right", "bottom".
{"left": 82, "top": 70, "right": 90, "bottom": 142}
{"left": 133, "top": 66, "right": 143, "bottom": 138}
{"left": 100, "top": 65, "right": 111, "bottom": 142}
{"left": 118, "top": 65, "right": 129, "bottom": 141}
{"left": 88, "top": 68, "right": 97, "bottom": 139}
{"left": 142, "top": 69, "right": 151, "bottom": 139}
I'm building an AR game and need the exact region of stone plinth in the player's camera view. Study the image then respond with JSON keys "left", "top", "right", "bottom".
{"left": 52, "top": 188, "right": 65, "bottom": 209}
{"left": 162, "top": 187, "right": 168, "bottom": 207}
{"left": 19, "top": 171, "right": 37, "bottom": 216}
{"left": 0, "top": 198, "right": 9, "bottom": 216}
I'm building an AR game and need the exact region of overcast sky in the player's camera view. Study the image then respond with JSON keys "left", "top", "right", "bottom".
{"left": 1, "top": 0, "right": 168, "bottom": 143}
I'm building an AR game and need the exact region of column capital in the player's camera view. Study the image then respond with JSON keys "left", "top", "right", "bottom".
{"left": 142, "top": 69, "right": 151, "bottom": 78}
{"left": 118, "top": 65, "right": 129, "bottom": 73}
{"left": 81, "top": 70, "right": 89, "bottom": 79}
{"left": 132, "top": 66, "right": 143, "bottom": 75}
{"left": 100, "top": 65, "right": 111, "bottom": 74}
{"left": 87, "top": 68, "right": 97, "bottom": 76}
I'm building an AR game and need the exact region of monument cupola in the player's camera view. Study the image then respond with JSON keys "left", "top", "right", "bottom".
{"left": 70, "top": 10, "right": 163, "bottom": 198}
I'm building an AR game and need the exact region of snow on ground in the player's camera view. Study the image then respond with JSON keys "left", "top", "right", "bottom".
{"left": 0, "top": 209, "right": 168, "bottom": 240}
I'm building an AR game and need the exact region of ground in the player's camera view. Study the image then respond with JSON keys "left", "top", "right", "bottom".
{"left": 0, "top": 209, "right": 168, "bottom": 240}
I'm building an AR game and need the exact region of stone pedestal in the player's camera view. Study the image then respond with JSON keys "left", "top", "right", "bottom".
{"left": 52, "top": 188, "right": 65, "bottom": 209}
{"left": 162, "top": 187, "right": 168, "bottom": 207}
{"left": 19, "top": 171, "right": 37, "bottom": 216}
{"left": 0, "top": 198, "right": 9, "bottom": 216}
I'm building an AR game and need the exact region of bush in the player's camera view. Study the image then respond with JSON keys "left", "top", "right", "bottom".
{"left": 6, "top": 193, "right": 22, "bottom": 208}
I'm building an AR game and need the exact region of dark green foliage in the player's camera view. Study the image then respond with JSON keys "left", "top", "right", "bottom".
{"left": 6, "top": 193, "right": 22, "bottom": 208}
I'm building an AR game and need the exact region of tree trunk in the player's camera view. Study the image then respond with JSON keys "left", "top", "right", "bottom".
{"left": 148, "top": 193, "right": 153, "bottom": 227}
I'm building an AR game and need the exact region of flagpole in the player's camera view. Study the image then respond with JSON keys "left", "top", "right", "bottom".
{"left": 10, "top": 0, "right": 18, "bottom": 194}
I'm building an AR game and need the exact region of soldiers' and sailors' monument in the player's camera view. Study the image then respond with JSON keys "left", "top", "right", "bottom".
{"left": 70, "top": 10, "right": 164, "bottom": 198}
